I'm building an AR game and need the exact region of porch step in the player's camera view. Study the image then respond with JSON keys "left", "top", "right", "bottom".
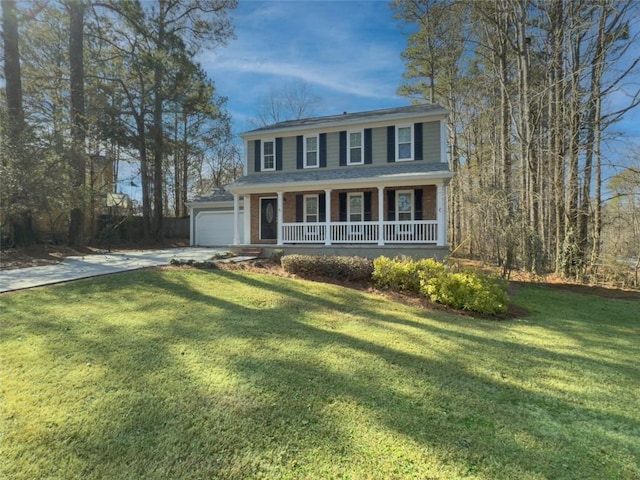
{"left": 239, "top": 247, "right": 263, "bottom": 257}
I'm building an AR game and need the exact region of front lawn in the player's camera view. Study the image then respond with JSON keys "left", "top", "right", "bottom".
{"left": 1, "top": 269, "right": 638, "bottom": 479}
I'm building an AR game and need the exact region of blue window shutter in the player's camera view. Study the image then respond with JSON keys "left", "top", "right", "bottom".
{"left": 319, "top": 133, "right": 327, "bottom": 168}
{"left": 364, "top": 191, "right": 372, "bottom": 221}
{"left": 339, "top": 131, "right": 347, "bottom": 166}
{"left": 296, "top": 195, "right": 303, "bottom": 222}
{"left": 387, "top": 126, "right": 395, "bottom": 162}
{"left": 387, "top": 189, "right": 395, "bottom": 220}
{"left": 296, "top": 136, "right": 303, "bottom": 169}
{"left": 339, "top": 192, "right": 347, "bottom": 221}
{"left": 319, "top": 193, "right": 326, "bottom": 222}
{"left": 275, "top": 137, "right": 283, "bottom": 170}
{"left": 364, "top": 128, "right": 372, "bottom": 164}
{"left": 254, "top": 140, "right": 261, "bottom": 172}
{"left": 414, "top": 188, "right": 423, "bottom": 220}
{"left": 414, "top": 123, "right": 423, "bottom": 160}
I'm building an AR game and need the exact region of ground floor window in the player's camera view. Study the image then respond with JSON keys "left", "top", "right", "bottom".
{"left": 396, "top": 190, "right": 414, "bottom": 221}
{"left": 348, "top": 193, "right": 363, "bottom": 222}
{"left": 304, "top": 194, "right": 318, "bottom": 222}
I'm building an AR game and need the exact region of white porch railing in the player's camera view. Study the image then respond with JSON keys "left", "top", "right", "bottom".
{"left": 282, "top": 223, "right": 327, "bottom": 243}
{"left": 383, "top": 221, "right": 438, "bottom": 244}
{"left": 281, "top": 221, "right": 438, "bottom": 244}
{"left": 331, "top": 221, "right": 379, "bottom": 243}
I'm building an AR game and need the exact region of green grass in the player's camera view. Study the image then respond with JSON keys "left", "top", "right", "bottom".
{"left": 0, "top": 269, "right": 638, "bottom": 479}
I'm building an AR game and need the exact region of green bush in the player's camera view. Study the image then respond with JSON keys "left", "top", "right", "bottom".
{"left": 372, "top": 255, "right": 508, "bottom": 315}
{"left": 422, "top": 270, "right": 508, "bottom": 315}
{"left": 372, "top": 256, "right": 446, "bottom": 293}
{"left": 281, "top": 254, "right": 373, "bottom": 281}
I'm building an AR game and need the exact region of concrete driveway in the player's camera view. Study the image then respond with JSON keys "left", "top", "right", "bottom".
{"left": 0, "top": 247, "right": 228, "bottom": 293}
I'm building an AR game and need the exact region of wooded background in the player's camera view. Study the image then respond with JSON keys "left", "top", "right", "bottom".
{"left": 1, "top": 0, "right": 240, "bottom": 246}
{"left": 2, "top": 0, "right": 639, "bottom": 286}
{"left": 393, "top": 0, "right": 640, "bottom": 284}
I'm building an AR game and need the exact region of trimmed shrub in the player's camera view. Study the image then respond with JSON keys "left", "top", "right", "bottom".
{"left": 281, "top": 254, "right": 373, "bottom": 281}
{"left": 421, "top": 270, "right": 508, "bottom": 315}
{"left": 372, "top": 255, "right": 509, "bottom": 315}
{"left": 372, "top": 256, "right": 446, "bottom": 293}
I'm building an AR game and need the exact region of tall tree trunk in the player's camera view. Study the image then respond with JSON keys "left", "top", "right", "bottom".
{"left": 173, "top": 113, "right": 180, "bottom": 217}
{"left": 2, "top": 0, "right": 36, "bottom": 246}
{"left": 549, "top": 0, "right": 565, "bottom": 273}
{"left": 564, "top": 5, "right": 585, "bottom": 278}
{"left": 152, "top": 1, "right": 166, "bottom": 241}
{"left": 67, "top": 0, "right": 86, "bottom": 247}
{"left": 588, "top": 2, "right": 611, "bottom": 272}
{"left": 180, "top": 114, "right": 189, "bottom": 217}
{"left": 2, "top": 0, "right": 24, "bottom": 138}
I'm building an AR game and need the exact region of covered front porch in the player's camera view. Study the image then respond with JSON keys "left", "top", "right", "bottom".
{"left": 227, "top": 161, "right": 453, "bottom": 252}
{"left": 230, "top": 183, "right": 448, "bottom": 248}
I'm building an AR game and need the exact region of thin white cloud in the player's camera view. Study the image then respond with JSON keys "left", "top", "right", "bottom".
{"left": 205, "top": 52, "right": 400, "bottom": 100}
{"left": 200, "top": 1, "right": 406, "bottom": 102}
{"left": 198, "top": 0, "right": 413, "bottom": 128}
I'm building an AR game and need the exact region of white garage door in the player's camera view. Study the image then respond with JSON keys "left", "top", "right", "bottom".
{"left": 195, "top": 211, "right": 243, "bottom": 246}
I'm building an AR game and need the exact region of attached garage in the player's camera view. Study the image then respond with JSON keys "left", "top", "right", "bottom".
{"left": 186, "top": 191, "right": 244, "bottom": 247}
{"left": 194, "top": 210, "right": 243, "bottom": 246}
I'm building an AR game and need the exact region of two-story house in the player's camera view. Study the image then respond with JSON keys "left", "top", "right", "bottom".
{"left": 188, "top": 104, "right": 453, "bottom": 259}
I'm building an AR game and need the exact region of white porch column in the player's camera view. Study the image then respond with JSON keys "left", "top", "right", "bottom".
{"left": 243, "top": 194, "right": 251, "bottom": 244}
{"left": 189, "top": 207, "right": 195, "bottom": 246}
{"left": 377, "top": 186, "right": 385, "bottom": 245}
{"left": 324, "top": 189, "right": 332, "bottom": 245}
{"left": 436, "top": 182, "right": 447, "bottom": 247}
{"left": 277, "top": 191, "right": 284, "bottom": 246}
{"left": 232, "top": 194, "right": 240, "bottom": 245}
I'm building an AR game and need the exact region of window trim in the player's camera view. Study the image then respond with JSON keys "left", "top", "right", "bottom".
{"left": 261, "top": 138, "right": 276, "bottom": 171}
{"left": 395, "top": 124, "right": 414, "bottom": 162}
{"left": 304, "top": 134, "right": 319, "bottom": 169}
{"left": 347, "top": 130, "right": 364, "bottom": 165}
{"left": 304, "top": 194, "right": 319, "bottom": 223}
{"left": 347, "top": 192, "right": 364, "bottom": 223}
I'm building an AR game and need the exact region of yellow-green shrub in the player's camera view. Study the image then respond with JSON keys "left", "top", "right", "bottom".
{"left": 373, "top": 256, "right": 509, "bottom": 315}
{"left": 421, "top": 270, "right": 508, "bottom": 315}
{"left": 372, "top": 256, "right": 446, "bottom": 293}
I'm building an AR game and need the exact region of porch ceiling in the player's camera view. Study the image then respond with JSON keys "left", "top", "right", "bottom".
{"left": 227, "top": 162, "right": 453, "bottom": 194}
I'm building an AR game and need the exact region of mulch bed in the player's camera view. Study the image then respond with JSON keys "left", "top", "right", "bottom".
{"left": 216, "top": 259, "right": 638, "bottom": 321}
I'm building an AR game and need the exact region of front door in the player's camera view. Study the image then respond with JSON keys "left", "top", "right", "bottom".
{"left": 260, "top": 198, "right": 277, "bottom": 240}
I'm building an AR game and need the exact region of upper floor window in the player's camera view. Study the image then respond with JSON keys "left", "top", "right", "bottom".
{"left": 348, "top": 131, "right": 363, "bottom": 165}
{"left": 396, "top": 125, "right": 413, "bottom": 161}
{"left": 305, "top": 135, "right": 318, "bottom": 168}
{"left": 262, "top": 139, "right": 275, "bottom": 171}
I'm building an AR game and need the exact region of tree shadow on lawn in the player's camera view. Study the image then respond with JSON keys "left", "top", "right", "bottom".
{"left": 128, "top": 271, "right": 640, "bottom": 474}
{"left": 2, "top": 269, "right": 639, "bottom": 479}
{"left": 163, "top": 269, "right": 640, "bottom": 383}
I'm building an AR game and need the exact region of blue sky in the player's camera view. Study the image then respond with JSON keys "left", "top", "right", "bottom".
{"left": 199, "top": 0, "right": 411, "bottom": 134}
{"left": 201, "top": 0, "right": 639, "bottom": 147}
